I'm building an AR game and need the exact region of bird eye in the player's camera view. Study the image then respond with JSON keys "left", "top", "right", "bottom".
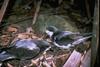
{"left": 46, "top": 26, "right": 56, "bottom": 32}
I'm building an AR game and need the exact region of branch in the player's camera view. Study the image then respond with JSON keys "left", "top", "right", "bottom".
{"left": 32, "top": 0, "right": 42, "bottom": 25}
{"left": 63, "top": 50, "right": 82, "bottom": 67}
{"left": 0, "top": 0, "right": 10, "bottom": 23}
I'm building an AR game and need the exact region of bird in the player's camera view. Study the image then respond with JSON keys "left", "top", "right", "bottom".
{"left": 45, "top": 26, "right": 92, "bottom": 49}
{"left": 0, "top": 39, "right": 50, "bottom": 66}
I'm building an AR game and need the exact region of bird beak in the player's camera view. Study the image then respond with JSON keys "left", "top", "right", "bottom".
{"left": 45, "top": 30, "right": 53, "bottom": 38}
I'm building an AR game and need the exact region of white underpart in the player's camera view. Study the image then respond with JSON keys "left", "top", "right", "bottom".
{"left": 46, "top": 30, "right": 53, "bottom": 38}
{"left": 53, "top": 42, "right": 72, "bottom": 49}
{"left": 0, "top": 63, "right": 2, "bottom": 67}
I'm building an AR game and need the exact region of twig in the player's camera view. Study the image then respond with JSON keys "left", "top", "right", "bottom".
{"left": 54, "top": 54, "right": 68, "bottom": 59}
{"left": 43, "top": 61, "right": 51, "bottom": 67}
{"left": 59, "top": 0, "right": 63, "bottom": 4}
{"left": 70, "top": 0, "right": 74, "bottom": 5}
{"left": 51, "top": 61, "right": 56, "bottom": 67}
{"left": 43, "top": 46, "right": 51, "bottom": 55}
{"left": 0, "top": 16, "right": 33, "bottom": 27}
{"left": 0, "top": 0, "right": 10, "bottom": 23}
{"left": 7, "top": 63, "right": 13, "bottom": 67}
{"left": 32, "top": 0, "right": 42, "bottom": 25}
{"left": 85, "top": 0, "right": 91, "bottom": 18}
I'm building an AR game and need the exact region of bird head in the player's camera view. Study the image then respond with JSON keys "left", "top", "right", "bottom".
{"left": 45, "top": 26, "right": 58, "bottom": 38}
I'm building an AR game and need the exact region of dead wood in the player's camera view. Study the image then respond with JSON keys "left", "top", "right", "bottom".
{"left": 80, "top": 49, "right": 91, "bottom": 67}
{"left": 0, "top": 0, "right": 10, "bottom": 23}
{"left": 63, "top": 50, "right": 82, "bottom": 67}
{"left": 32, "top": 0, "right": 42, "bottom": 25}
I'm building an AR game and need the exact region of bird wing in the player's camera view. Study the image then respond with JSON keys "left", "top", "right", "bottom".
{"left": 5, "top": 39, "right": 40, "bottom": 60}
{"left": 72, "top": 36, "right": 92, "bottom": 45}
{"left": 0, "top": 51, "right": 16, "bottom": 62}
{"left": 56, "top": 31, "right": 81, "bottom": 40}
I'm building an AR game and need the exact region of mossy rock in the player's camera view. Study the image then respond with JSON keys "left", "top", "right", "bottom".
{"left": 7, "top": 14, "right": 79, "bottom": 35}
{"left": 33, "top": 14, "right": 79, "bottom": 34}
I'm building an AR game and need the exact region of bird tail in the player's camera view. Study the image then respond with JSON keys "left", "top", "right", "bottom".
{"left": 72, "top": 36, "right": 92, "bottom": 45}
{"left": 80, "top": 32, "right": 93, "bottom": 37}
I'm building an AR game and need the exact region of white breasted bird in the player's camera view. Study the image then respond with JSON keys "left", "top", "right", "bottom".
{"left": 45, "top": 26, "right": 92, "bottom": 49}
{"left": 0, "top": 39, "right": 50, "bottom": 66}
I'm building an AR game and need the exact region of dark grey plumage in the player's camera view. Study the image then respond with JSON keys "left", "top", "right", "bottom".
{"left": 45, "top": 26, "right": 92, "bottom": 49}
{"left": 0, "top": 39, "right": 50, "bottom": 62}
